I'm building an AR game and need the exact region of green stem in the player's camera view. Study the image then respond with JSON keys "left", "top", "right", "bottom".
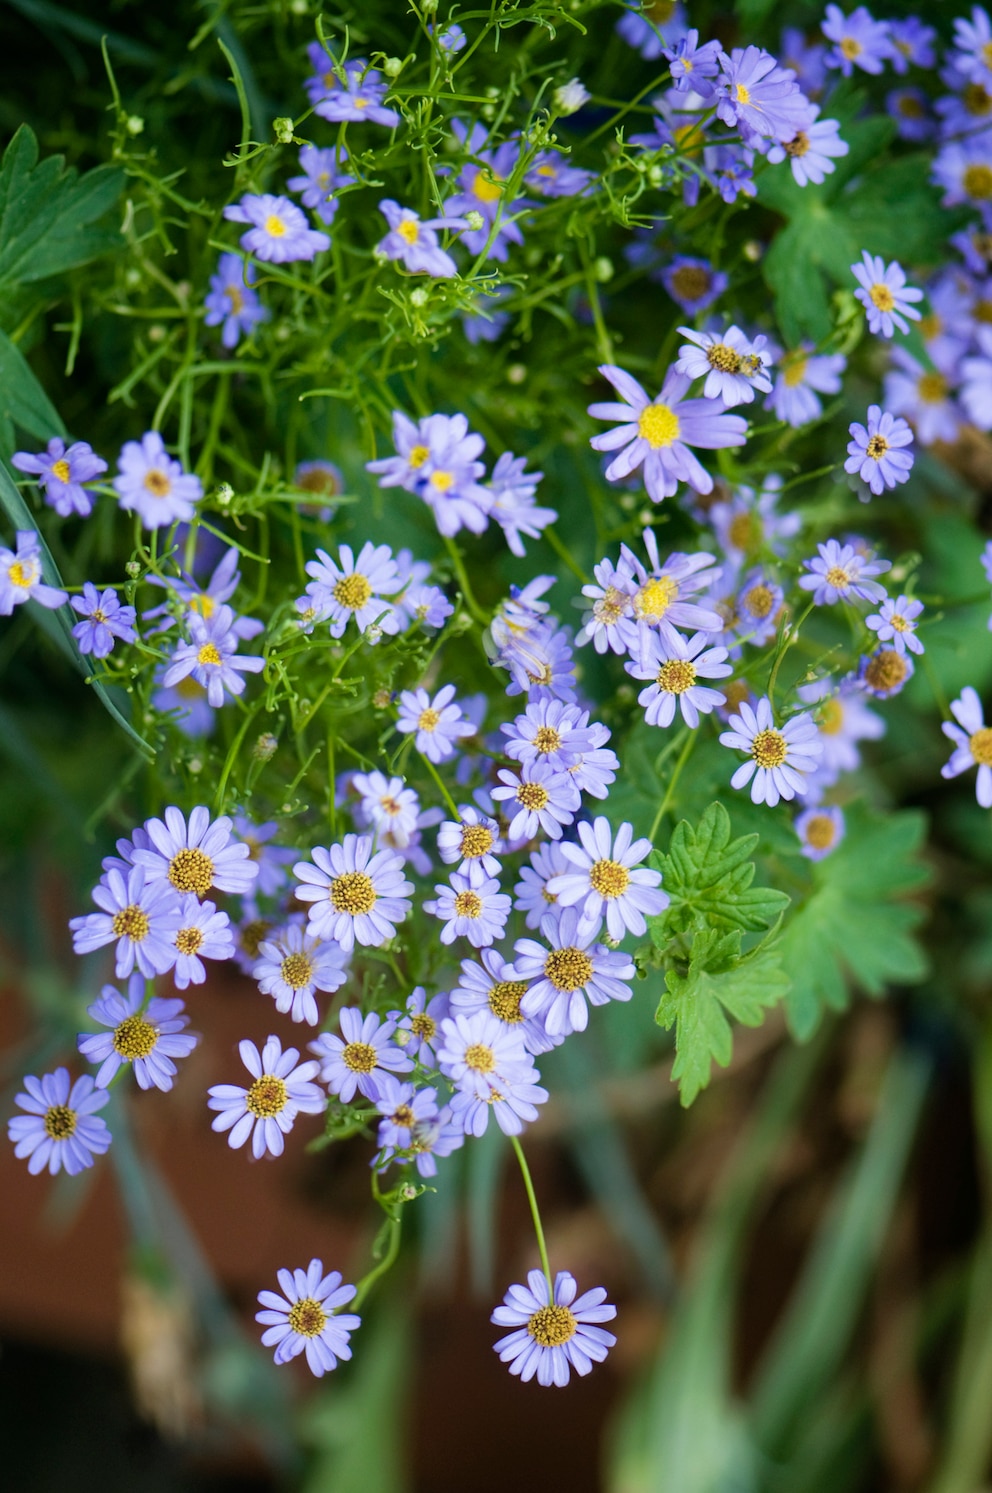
{"left": 352, "top": 1214, "right": 402, "bottom": 1311}
{"left": 543, "top": 524, "right": 588, "bottom": 584}
{"left": 443, "top": 535, "right": 489, "bottom": 626}
{"left": 649, "top": 727, "right": 696, "bottom": 843}
{"left": 767, "top": 599, "right": 815, "bottom": 714}
{"left": 510, "top": 1134, "right": 553, "bottom": 1293}
{"left": 419, "top": 750, "right": 459, "bottom": 819}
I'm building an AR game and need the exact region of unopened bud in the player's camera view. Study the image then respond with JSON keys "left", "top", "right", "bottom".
{"left": 188, "top": 757, "right": 203, "bottom": 775}
{"left": 410, "top": 287, "right": 429, "bottom": 307}
{"left": 742, "top": 239, "right": 763, "bottom": 263}
{"left": 465, "top": 209, "right": 484, "bottom": 231}
{"left": 553, "top": 78, "right": 590, "bottom": 116}
{"left": 215, "top": 482, "right": 234, "bottom": 507}
{"left": 125, "top": 560, "right": 142, "bottom": 579}
{"left": 253, "top": 732, "right": 279, "bottom": 762}
{"left": 382, "top": 56, "right": 403, "bottom": 78}
{"left": 126, "top": 115, "right": 145, "bottom": 136}
{"left": 594, "top": 256, "right": 614, "bottom": 283}
{"left": 507, "top": 363, "right": 527, "bottom": 384}
{"left": 273, "top": 117, "right": 295, "bottom": 145}
{"left": 373, "top": 688, "right": 392, "bottom": 708}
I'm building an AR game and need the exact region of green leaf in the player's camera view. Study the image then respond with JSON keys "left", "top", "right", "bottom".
{"left": 779, "top": 807, "right": 930, "bottom": 1042}
{"left": 657, "top": 927, "right": 791, "bottom": 1107}
{"left": 0, "top": 327, "right": 66, "bottom": 455}
{"left": 647, "top": 801, "right": 791, "bottom": 947}
{"left": 0, "top": 125, "right": 123, "bottom": 292}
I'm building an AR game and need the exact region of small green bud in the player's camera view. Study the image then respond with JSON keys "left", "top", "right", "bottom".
{"left": 273, "top": 117, "right": 295, "bottom": 145}
{"left": 742, "top": 239, "right": 763, "bottom": 263}
{"left": 465, "top": 210, "right": 484, "bottom": 231}
{"left": 215, "top": 482, "right": 234, "bottom": 507}
{"left": 125, "top": 560, "right": 142, "bottom": 579}
{"left": 410, "top": 287, "right": 429, "bottom": 307}
{"left": 188, "top": 757, "right": 203, "bottom": 775}
{"left": 253, "top": 733, "right": 279, "bottom": 762}
{"left": 382, "top": 56, "right": 403, "bottom": 79}
{"left": 594, "top": 256, "right": 614, "bottom": 283}
{"left": 507, "top": 363, "right": 527, "bottom": 384}
{"left": 126, "top": 115, "right": 145, "bottom": 136}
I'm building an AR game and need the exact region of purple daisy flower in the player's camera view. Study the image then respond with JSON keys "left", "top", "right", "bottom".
{"left": 373, "top": 1076, "right": 440, "bottom": 1152}
{"left": 513, "top": 841, "right": 571, "bottom": 930}
{"left": 857, "top": 646, "right": 915, "bottom": 699}
{"left": 888, "top": 17, "right": 935, "bottom": 70}
{"left": 491, "top": 761, "right": 580, "bottom": 842}
{"left": 822, "top": 3, "right": 894, "bottom": 76}
{"left": 142, "top": 545, "right": 259, "bottom": 640}
{"left": 799, "top": 539, "right": 891, "bottom": 605}
{"left": 576, "top": 555, "right": 637, "bottom": 655}
{"left": 223, "top": 194, "right": 330, "bottom": 262}
{"left": 619, "top": 533, "right": 723, "bottom": 647}
{"left": 203, "top": 253, "right": 267, "bottom": 349}
{"left": 664, "top": 28, "right": 722, "bottom": 94}
{"left": 866, "top": 595, "right": 924, "bottom": 654}
{"left": 501, "top": 698, "right": 610, "bottom": 772}
{"left": 113, "top": 431, "right": 202, "bottom": 529}
{"left": 132, "top": 805, "right": 260, "bottom": 899}
{"left": 69, "top": 866, "right": 182, "bottom": 978}
{"left": 391, "top": 986, "right": 449, "bottom": 1065}
{"left": 161, "top": 605, "right": 265, "bottom": 707}
{"left": 546, "top": 817, "right": 668, "bottom": 941}
{"left": 492, "top": 1270, "right": 616, "bottom": 1387}
{"left": 0, "top": 530, "right": 68, "bottom": 614}
{"left": 443, "top": 120, "right": 525, "bottom": 262}
{"left": 617, "top": 0, "right": 686, "bottom": 60}
{"left": 304, "top": 541, "right": 403, "bottom": 639}
{"left": 352, "top": 771, "right": 422, "bottom": 849}
{"left": 8, "top": 1068, "right": 111, "bottom": 1176}
{"left": 524, "top": 151, "right": 593, "bottom": 197}
{"left": 231, "top": 816, "right": 296, "bottom": 897}
{"left": 886, "top": 87, "right": 934, "bottom": 143}
{"left": 310, "top": 1007, "right": 413, "bottom": 1102}
{"left": 436, "top": 1010, "right": 536, "bottom": 1095}
{"left": 845, "top": 405, "right": 914, "bottom": 495}
{"left": 513, "top": 905, "right": 636, "bottom": 1038}
{"left": 293, "top": 834, "right": 413, "bottom": 951}
{"left": 256, "top": 1259, "right": 360, "bottom": 1376}
{"left": 780, "top": 26, "right": 828, "bottom": 92}
{"left": 11, "top": 438, "right": 107, "bottom": 518}
{"left": 489, "top": 451, "right": 556, "bottom": 557}
{"left": 794, "top": 805, "right": 846, "bottom": 861}
{"left": 660, "top": 256, "right": 729, "bottom": 315}
{"left": 254, "top": 923, "right": 349, "bottom": 1026}
{"left": 424, "top": 871, "right": 511, "bottom": 948}
{"left": 765, "top": 342, "right": 847, "bottom": 426}
{"left": 207, "top": 1035, "right": 325, "bottom": 1159}
{"left": 436, "top": 806, "right": 503, "bottom": 880}
{"left": 152, "top": 668, "right": 215, "bottom": 737}
{"left": 400, "top": 582, "right": 453, "bottom": 631}
{"left": 950, "top": 7, "right": 992, "bottom": 90}
{"left": 625, "top": 629, "right": 733, "bottom": 729}
{"left": 310, "top": 56, "right": 400, "bottom": 128}
{"left": 70, "top": 583, "right": 137, "bottom": 659}
{"left": 675, "top": 324, "right": 773, "bottom": 406}
{"left": 883, "top": 346, "right": 960, "bottom": 446}
{"left": 588, "top": 364, "right": 747, "bottom": 502}
{"left": 396, "top": 684, "right": 476, "bottom": 763}
{"left": 798, "top": 677, "right": 885, "bottom": 789}
{"left": 932, "top": 139, "right": 992, "bottom": 209}
{"left": 735, "top": 570, "right": 785, "bottom": 646}
{"left": 851, "top": 251, "right": 924, "bottom": 338}
{"left": 942, "top": 686, "right": 992, "bottom": 805}
{"left": 766, "top": 108, "right": 849, "bottom": 185}
{"left": 719, "top": 696, "right": 823, "bottom": 806}
{"left": 77, "top": 974, "right": 198, "bottom": 1090}
{"left": 376, "top": 200, "right": 465, "bottom": 277}
{"left": 449, "top": 947, "right": 554, "bottom": 1056}
{"left": 715, "top": 45, "right": 810, "bottom": 143}
{"left": 168, "top": 894, "right": 235, "bottom": 988}
{"left": 286, "top": 144, "right": 355, "bottom": 224}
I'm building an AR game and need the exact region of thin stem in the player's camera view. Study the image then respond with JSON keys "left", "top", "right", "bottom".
{"left": 768, "top": 599, "right": 815, "bottom": 714}
{"left": 443, "top": 535, "right": 489, "bottom": 626}
{"left": 649, "top": 726, "right": 696, "bottom": 843}
{"left": 510, "top": 1134, "right": 553, "bottom": 1293}
{"left": 352, "top": 1214, "right": 402, "bottom": 1311}
{"left": 543, "top": 524, "right": 589, "bottom": 584}
{"left": 419, "top": 750, "right": 459, "bottom": 819}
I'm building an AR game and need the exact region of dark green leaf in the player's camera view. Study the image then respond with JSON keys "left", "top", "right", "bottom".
{"left": 0, "top": 327, "right": 66, "bottom": 455}
{"left": 0, "top": 125, "right": 123, "bottom": 291}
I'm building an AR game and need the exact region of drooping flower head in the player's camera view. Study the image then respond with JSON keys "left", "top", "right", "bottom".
{"left": 492, "top": 1270, "right": 617, "bottom": 1387}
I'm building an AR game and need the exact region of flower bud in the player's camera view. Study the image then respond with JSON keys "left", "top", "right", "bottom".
{"left": 410, "top": 287, "right": 429, "bottom": 307}
{"left": 382, "top": 56, "right": 404, "bottom": 78}
{"left": 465, "top": 210, "right": 484, "bottom": 231}
{"left": 594, "top": 256, "right": 614, "bottom": 283}
{"left": 125, "top": 560, "right": 142, "bottom": 579}
{"left": 126, "top": 115, "right": 145, "bottom": 136}
{"left": 273, "top": 117, "right": 295, "bottom": 144}
{"left": 253, "top": 733, "right": 279, "bottom": 762}
{"left": 553, "top": 78, "right": 589, "bottom": 116}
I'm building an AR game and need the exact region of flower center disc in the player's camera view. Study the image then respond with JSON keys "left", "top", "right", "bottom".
{"left": 333, "top": 572, "right": 373, "bottom": 610}
{"left": 516, "top": 781, "right": 550, "bottom": 811}
{"left": 460, "top": 823, "right": 494, "bottom": 858}
{"left": 246, "top": 1075, "right": 288, "bottom": 1117}
{"left": 869, "top": 283, "right": 896, "bottom": 312}
{"left": 175, "top": 925, "right": 204, "bottom": 955}
{"left": 342, "top": 1042, "right": 378, "bottom": 1074}
{"left": 707, "top": 342, "right": 742, "bottom": 373}
{"left": 113, "top": 1015, "right": 158, "bottom": 1060}
{"left": 51, "top": 459, "right": 72, "bottom": 483}
{"left": 527, "top": 1303, "right": 577, "bottom": 1347}
{"left": 418, "top": 707, "right": 441, "bottom": 730}
{"left": 488, "top": 980, "right": 528, "bottom": 1022}
{"left": 453, "top": 890, "right": 483, "bottom": 918}
{"left": 410, "top": 1013, "right": 436, "bottom": 1040}
{"left": 464, "top": 1043, "right": 496, "bottom": 1073}
{"left": 637, "top": 402, "right": 681, "bottom": 449}
{"left": 970, "top": 727, "right": 992, "bottom": 766}
{"left": 44, "top": 1104, "right": 77, "bottom": 1140}
{"left": 288, "top": 1297, "right": 327, "bottom": 1337}
{"left": 143, "top": 469, "right": 172, "bottom": 497}
{"left": 112, "top": 904, "right": 151, "bottom": 942}
{"left": 657, "top": 658, "right": 697, "bottom": 693}
{"left": 635, "top": 576, "right": 679, "bottom": 620}
{"left": 281, "top": 952, "right": 315, "bottom": 989}
{"left": 804, "top": 815, "right": 837, "bottom": 850}
{"left": 865, "top": 650, "right": 907, "bottom": 692}
{"left": 197, "top": 642, "right": 223, "bottom": 666}
{"left": 330, "top": 871, "right": 377, "bottom": 915}
{"left": 825, "top": 566, "right": 852, "bottom": 590}
{"left": 866, "top": 435, "right": 889, "bottom": 460}
{"left": 589, "top": 858, "right": 631, "bottom": 899}
{"left": 545, "top": 946, "right": 594, "bottom": 991}
{"left": 743, "top": 584, "right": 775, "bottom": 619}
{"left": 751, "top": 728, "right": 788, "bottom": 768}
{"left": 168, "top": 847, "right": 214, "bottom": 895}
{"left": 533, "top": 726, "right": 562, "bottom": 755}
{"left": 964, "top": 164, "right": 992, "bottom": 200}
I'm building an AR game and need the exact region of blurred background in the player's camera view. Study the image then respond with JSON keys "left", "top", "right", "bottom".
{"left": 2, "top": 2, "right": 992, "bottom": 1491}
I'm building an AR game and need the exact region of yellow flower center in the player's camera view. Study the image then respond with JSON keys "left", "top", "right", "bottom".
{"left": 635, "top": 575, "right": 678, "bottom": 620}
{"left": 264, "top": 214, "right": 287, "bottom": 237}
{"left": 245, "top": 1075, "right": 288, "bottom": 1116}
{"left": 333, "top": 572, "right": 373, "bottom": 611}
{"left": 804, "top": 814, "right": 838, "bottom": 851}
{"left": 418, "top": 707, "right": 442, "bottom": 731}
{"left": 965, "top": 82, "right": 992, "bottom": 116}
{"left": 473, "top": 170, "right": 503, "bottom": 204}
{"left": 51, "top": 459, "right": 72, "bottom": 483}
{"left": 864, "top": 649, "right": 907, "bottom": 692}
{"left": 637, "top": 402, "right": 681, "bottom": 449}
{"left": 825, "top": 565, "right": 852, "bottom": 590}
{"left": 971, "top": 727, "right": 992, "bottom": 766}
{"left": 281, "top": 951, "right": 315, "bottom": 989}
{"left": 670, "top": 265, "right": 711, "bottom": 302}
{"left": 225, "top": 285, "right": 245, "bottom": 314}
{"left": 869, "top": 283, "right": 896, "bottom": 312}
{"left": 7, "top": 560, "right": 36, "bottom": 588}
{"left": 917, "top": 372, "right": 948, "bottom": 402}
{"left": 890, "top": 612, "right": 910, "bottom": 632}
{"left": 464, "top": 1042, "right": 496, "bottom": 1073}
{"left": 734, "top": 83, "right": 752, "bottom": 106}
{"left": 516, "top": 781, "right": 550, "bottom": 811}
{"left": 596, "top": 586, "right": 628, "bottom": 623}
{"left": 453, "top": 889, "right": 483, "bottom": 918}
{"left": 751, "top": 728, "right": 788, "bottom": 768}
{"left": 342, "top": 1041, "right": 378, "bottom": 1073}
{"left": 783, "top": 355, "right": 808, "bottom": 388}
{"left": 391, "top": 1103, "right": 416, "bottom": 1128}
{"left": 657, "top": 658, "right": 697, "bottom": 693}
{"left": 819, "top": 698, "right": 844, "bottom": 735}
{"left": 330, "top": 871, "right": 377, "bottom": 915}
{"left": 544, "top": 946, "right": 594, "bottom": 992}
{"left": 188, "top": 593, "right": 216, "bottom": 619}
{"left": 840, "top": 36, "right": 863, "bottom": 59}
{"left": 410, "top": 1012, "right": 436, "bottom": 1041}
{"left": 728, "top": 513, "right": 758, "bottom": 551}
{"left": 533, "top": 726, "right": 562, "bottom": 755}
{"left": 175, "top": 925, "right": 204, "bottom": 955}
{"left": 707, "top": 342, "right": 742, "bottom": 373}
{"left": 743, "top": 583, "right": 775, "bottom": 620}
{"left": 964, "top": 164, "right": 992, "bottom": 201}
{"left": 460, "top": 823, "right": 494, "bottom": 859}
{"left": 143, "top": 468, "right": 172, "bottom": 498}
{"left": 168, "top": 847, "right": 214, "bottom": 895}
{"left": 44, "top": 1104, "right": 77, "bottom": 1141}
{"left": 397, "top": 218, "right": 420, "bottom": 245}
{"left": 240, "top": 919, "right": 271, "bottom": 960}
{"left": 865, "top": 434, "right": 889, "bottom": 460}
{"left": 429, "top": 469, "right": 455, "bottom": 492}
{"left": 288, "top": 1298, "right": 327, "bottom": 1337}
{"left": 527, "top": 1303, "right": 577, "bottom": 1347}
{"left": 112, "top": 904, "right": 150, "bottom": 942}
{"left": 785, "top": 131, "right": 810, "bottom": 158}
{"left": 408, "top": 443, "right": 430, "bottom": 469}
{"left": 197, "top": 642, "right": 223, "bottom": 666}
{"left": 488, "top": 980, "right": 528, "bottom": 1023}
{"left": 113, "top": 1014, "right": 158, "bottom": 1060}
{"left": 588, "top": 858, "right": 630, "bottom": 899}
